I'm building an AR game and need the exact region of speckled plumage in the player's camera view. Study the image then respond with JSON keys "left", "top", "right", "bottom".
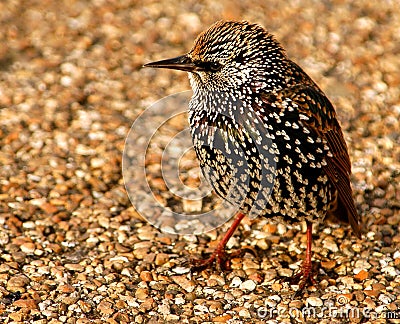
{"left": 145, "top": 20, "right": 361, "bottom": 293}
{"left": 182, "top": 21, "right": 360, "bottom": 233}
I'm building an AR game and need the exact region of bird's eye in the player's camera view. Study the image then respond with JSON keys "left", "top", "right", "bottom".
{"left": 208, "top": 61, "right": 222, "bottom": 72}
{"left": 194, "top": 60, "right": 222, "bottom": 72}
{"left": 195, "top": 61, "right": 222, "bottom": 72}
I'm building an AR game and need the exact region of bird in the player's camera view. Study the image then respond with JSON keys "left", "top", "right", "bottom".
{"left": 144, "top": 20, "right": 361, "bottom": 295}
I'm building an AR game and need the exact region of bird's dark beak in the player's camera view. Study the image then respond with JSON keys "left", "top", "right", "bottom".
{"left": 144, "top": 54, "right": 200, "bottom": 72}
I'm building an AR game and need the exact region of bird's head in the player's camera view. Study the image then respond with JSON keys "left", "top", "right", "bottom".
{"left": 145, "top": 20, "right": 288, "bottom": 93}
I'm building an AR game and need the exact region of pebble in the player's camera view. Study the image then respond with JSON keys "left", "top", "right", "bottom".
{"left": 140, "top": 271, "right": 153, "bottom": 282}
{"left": 381, "top": 266, "right": 398, "bottom": 277}
{"left": 321, "top": 260, "right": 336, "bottom": 269}
{"left": 155, "top": 253, "right": 170, "bottom": 266}
{"left": 239, "top": 280, "right": 257, "bottom": 291}
{"left": 378, "top": 293, "right": 394, "bottom": 304}
{"left": 182, "top": 199, "right": 202, "bottom": 212}
{"left": 171, "top": 276, "right": 196, "bottom": 293}
{"left": 229, "top": 276, "right": 242, "bottom": 288}
{"left": 208, "top": 274, "right": 225, "bottom": 286}
{"left": 64, "top": 263, "right": 85, "bottom": 272}
{"left": 172, "top": 266, "right": 190, "bottom": 274}
{"left": 20, "top": 242, "right": 36, "bottom": 254}
{"left": 97, "top": 300, "right": 114, "bottom": 315}
{"left": 57, "top": 284, "right": 75, "bottom": 293}
{"left": 354, "top": 259, "right": 372, "bottom": 270}
{"left": 306, "top": 297, "right": 323, "bottom": 307}
{"left": 271, "top": 283, "right": 282, "bottom": 292}
{"left": 322, "top": 237, "right": 339, "bottom": 252}
{"left": 238, "top": 308, "right": 251, "bottom": 318}
{"left": 7, "top": 274, "right": 30, "bottom": 292}
{"left": 13, "top": 299, "right": 38, "bottom": 309}
{"left": 354, "top": 269, "right": 369, "bottom": 281}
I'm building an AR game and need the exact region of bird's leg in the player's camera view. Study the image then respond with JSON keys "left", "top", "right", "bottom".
{"left": 191, "top": 212, "right": 247, "bottom": 271}
{"left": 289, "top": 220, "right": 318, "bottom": 297}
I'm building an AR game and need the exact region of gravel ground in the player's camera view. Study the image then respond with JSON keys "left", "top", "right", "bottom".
{"left": 1, "top": 0, "right": 399, "bottom": 323}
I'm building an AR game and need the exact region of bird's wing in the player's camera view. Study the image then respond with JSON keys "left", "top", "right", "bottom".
{"left": 261, "top": 85, "right": 361, "bottom": 238}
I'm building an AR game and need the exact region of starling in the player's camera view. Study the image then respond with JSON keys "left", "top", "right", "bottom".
{"left": 145, "top": 20, "right": 361, "bottom": 294}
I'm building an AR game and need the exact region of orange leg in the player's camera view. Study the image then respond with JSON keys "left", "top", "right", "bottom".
{"left": 289, "top": 220, "right": 318, "bottom": 297}
{"left": 191, "top": 213, "right": 246, "bottom": 271}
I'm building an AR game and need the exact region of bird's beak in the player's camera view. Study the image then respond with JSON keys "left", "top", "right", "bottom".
{"left": 144, "top": 54, "right": 201, "bottom": 72}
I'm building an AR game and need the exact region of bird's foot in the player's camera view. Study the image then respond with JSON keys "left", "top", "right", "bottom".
{"left": 191, "top": 246, "right": 258, "bottom": 272}
{"left": 191, "top": 247, "right": 230, "bottom": 271}
{"left": 285, "top": 261, "right": 318, "bottom": 298}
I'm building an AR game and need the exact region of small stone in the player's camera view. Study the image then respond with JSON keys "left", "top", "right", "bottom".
{"left": 137, "top": 230, "right": 155, "bottom": 241}
{"left": 209, "top": 301, "right": 223, "bottom": 313}
{"left": 263, "top": 223, "right": 277, "bottom": 234}
{"left": 382, "top": 266, "right": 398, "bottom": 277}
{"left": 20, "top": 242, "right": 36, "bottom": 254}
{"left": 135, "top": 288, "right": 149, "bottom": 301}
{"left": 321, "top": 260, "right": 336, "bottom": 269}
{"left": 213, "top": 315, "right": 232, "bottom": 322}
{"left": 139, "top": 271, "right": 153, "bottom": 282}
{"left": 364, "top": 289, "right": 380, "bottom": 297}
{"left": 354, "top": 269, "right": 369, "bottom": 281}
{"left": 378, "top": 293, "right": 394, "bottom": 304}
{"left": 13, "top": 299, "right": 38, "bottom": 310}
{"left": 322, "top": 237, "right": 339, "bottom": 252}
{"left": 9, "top": 312, "right": 23, "bottom": 321}
{"left": 90, "top": 157, "right": 105, "bottom": 168}
{"left": 194, "top": 303, "right": 209, "bottom": 315}
{"left": 182, "top": 199, "right": 202, "bottom": 212}
{"left": 363, "top": 297, "right": 376, "bottom": 309}
{"left": 7, "top": 274, "right": 30, "bottom": 292}
{"left": 242, "top": 259, "right": 259, "bottom": 271}
{"left": 62, "top": 292, "right": 80, "bottom": 305}
{"left": 155, "top": 253, "right": 169, "bottom": 266}
{"left": 97, "top": 300, "right": 114, "bottom": 315}
{"left": 271, "top": 283, "right": 282, "bottom": 292}
{"left": 46, "top": 243, "right": 62, "bottom": 254}
{"left": 208, "top": 274, "right": 225, "bottom": 286}
{"left": 352, "top": 243, "right": 363, "bottom": 253}
{"left": 238, "top": 308, "right": 251, "bottom": 318}
{"left": 229, "top": 276, "right": 242, "bottom": 288}
{"left": 172, "top": 267, "right": 190, "bottom": 274}
{"left": 239, "top": 279, "right": 256, "bottom": 291}
{"left": 165, "top": 314, "right": 180, "bottom": 321}
{"left": 278, "top": 268, "right": 293, "bottom": 277}
{"left": 256, "top": 238, "right": 269, "bottom": 250}
{"left": 172, "top": 276, "right": 196, "bottom": 292}
{"left": 64, "top": 263, "right": 84, "bottom": 272}
{"left": 340, "top": 276, "right": 354, "bottom": 286}
{"left": 248, "top": 272, "right": 263, "bottom": 284}
{"left": 289, "top": 300, "right": 304, "bottom": 309}
{"left": 372, "top": 283, "right": 386, "bottom": 291}
{"left": 306, "top": 296, "right": 323, "bottom": 307}
{"left": 57, "top": 284, "right": 75, "bottom": 293}
{"left": 334, "top": 264, "right": 347, "bottom": 275}
{"left": 39, "top": 202, "right": 59, "bottom": 214}
{"left": 157, "top": 300, "right": 170, "bottom": 315}
{"left": 354, "top": 259, "right": 372, "bottom": 270}
{"left": 78, "top": 300, "right": 92, "bottom": 313}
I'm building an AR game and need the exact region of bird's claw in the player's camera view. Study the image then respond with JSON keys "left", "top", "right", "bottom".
{"left": 191, "top": 249, "right": 231, "bottom": 272}
{"left": 281, "top": 261, "right": 319, "bottom": 298}
{"left": 190, "top": 246, "right": 258, "bottom": 272}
